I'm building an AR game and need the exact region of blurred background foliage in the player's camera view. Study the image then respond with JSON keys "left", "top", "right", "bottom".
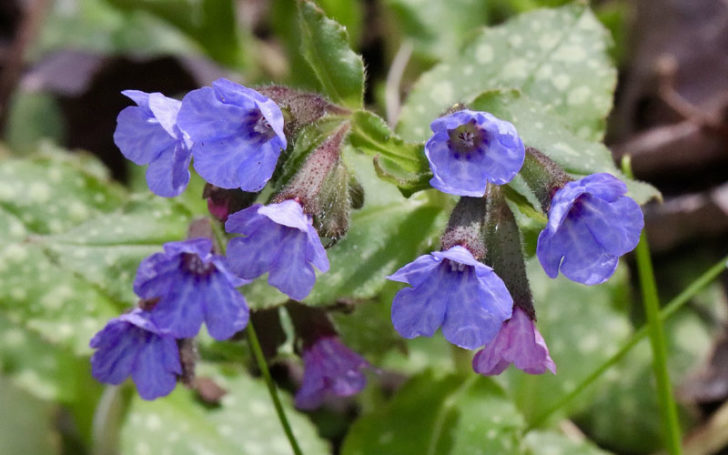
{"left": 0, "top": 0, "right": 727, "bottom": 454}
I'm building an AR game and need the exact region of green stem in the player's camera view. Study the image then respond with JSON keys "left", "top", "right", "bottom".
{"left": 526, "top": 253, "right": 728, "bottom": 431}
{"left": 625, "top": 163, "right": 682, "bottom": 455}
{"left": 247, "top": 321, "right": 303, "bottom": 455}
{"left": 635, "top": 221, "right": 683, "bottom": 454}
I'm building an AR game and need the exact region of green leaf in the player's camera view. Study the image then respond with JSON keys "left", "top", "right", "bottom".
{"left": 523, "top": 431, "right": 614, "bottom": 455}
{"left": 298, "top": 0, "right": 365, "bottom": 108}
{"left": 0, "top": 377, "right": 60, "bottom": 455}
{"left": 34, "top": 0, "right": 197, "bottom": 59}
{"left": 342, "top": 371, "right": 524, "bottom": 455}
{"left": 385, "top": 0, "right": 491, "bottom": 61}
{"left": 0, "top": 152, "right": 193, "bottom": 354}
{"left": 0, "top": 315, "right": 78, "bottom": 402}
{"left": 397, "top": 4, "right": 616, "bottom": 142}
{"left": 574, "top": 308, "right": 712, "bottom": 453}
{"left": 469, "top": 90, "right": 659, "bottom": 204}
{"left": 105, "top": 0, "right": 243, "bottom": 66}
{"left": 243, "top": 152, "right": 447, "bottom": 309}
{"left": 348, "top": 111, "right": 431, "bottom": 196}
{"left": 120, "top": 368, "right": 328, "bottom": 455}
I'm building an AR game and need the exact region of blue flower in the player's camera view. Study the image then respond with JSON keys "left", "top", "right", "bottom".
{"left": 387, "top": 245, "right": 513, "bottom": 350}
{"left": 295, "top": 336, "right": 369, "bottom": 410}
{"left": 537, "top": 173, "right": 644, "bottom": 285}
{"left": 425, "top": 110, "right": 524, "bottom": 197}
{"left": 113, "top": 90, "right": 192, "bottom": 197}
{"left": 90, "top": 309, "right": 181, "bottom": 400}
{"left": 134, "top": 238, "right": 249, "bottom": 340}
{"left": 225, "top": 200, "right": 329, "bottom": 301}
{"left": 472, "top": 307, "right": 556, "bottom": 376}
{"left": 177, "top": 78, "right": 287, "bottom": 192}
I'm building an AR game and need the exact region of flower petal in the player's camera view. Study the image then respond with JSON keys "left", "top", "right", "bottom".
{"left": 148, "top": 93, "right": 182, "bottom": 138}
{"left": 177, "top": 86, "right": 252, "bottom": 140}
{"left": 202, "top": 272, "right": 249, "bottom": 340}
{"left": 441, "top": 269, "right": 510, "bottom": 349}
{"left": 259, "top": 200, "right": 310, "bottom": 232}
{"left": 191, "top": 136, "right": 258, "bottom": 189}
{"left": 145, "top": 141, "right": 192, "bottom": 197}
{"left": 132, "top": 335, "right": 180, "bottom": 400}
{"left": 149, "top": 275, "right": 205, "bottom": 338}
{"left": 306, "top": 225, "right": 329, "bottom": 273}
{"left": 387, "top": 253, "right": 440, "bottom": 286}
{"left": 579, "top": 195, "right": 643, "bottom": 256}
{"left": 226, "top": 220, "right": 284, "bottom": 280}
{"left": 391, "top": 265, "right": 450, "bottom": 339}
{"left": 233, "top": 139, "right": 284, "bottom": 192}
{"left": 90, "top": 319, "right": 140, "bottom": 385}
{"left": 114, "top": 106, "right": 175, "bottom": 165}
{"left": 427, "top": 131, "right": 487, "bottom": 197}
{"left": 553, "top": 216, "right": 619, "bottom": 285}
{"left": 268, "top": 230, "right": 316, "bottom": 300}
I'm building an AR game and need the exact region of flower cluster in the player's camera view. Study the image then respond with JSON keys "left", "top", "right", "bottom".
{"left": 93, "top": 78, "right": 644, "bottom": 406}
{"left": 93, "top": 80, "right": 346, "bottom": 403}
{"left": 387, "top": 109, "right": 644, "bottom": 377}
{"left": 91, "top": 238, "right": 248, "bottom": 399}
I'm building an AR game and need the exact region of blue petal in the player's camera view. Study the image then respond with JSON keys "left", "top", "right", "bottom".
{"left": 474, "top": 269, "right": 514, "bottom": 321}
{"left": 387, "top": 253, "right": 440, "bottom": 286}
{"left": 268, "top": 230, "right": 316, "bottom": 300}
{"left": 391, "top": 265, "right": 449, "bottom": 339}
{"left": 552, "top": 216, "right": 619, "bottom": 285}
{"left": 224, "top": 204, "right": 265, "bottom": 235}
{"left": 150, "top": 275, "right": 205, "bottom": 338}
{"left": 177, "top": 86, "right": 253, "bottom": 140}
{"left": 133, "top": 252, "right": 181, "bottom": 300}
{"left": 430, "top": 110, "right": 476, "bottom": 133}
{"left": 306, "top": 225, "right": 329, "bottom": 272}
{"left": 145, "top": 141, "right": 192, "bottom": 197}
{"left": 202, "top": 272, "right": 250, "bottom": 340}
{"left": 121, "top": 90, "right": 151, "bottom": 110}
{"left": 226, "top": 220, "right": 283, "bottom": 280}
{"left": 132, "top": 335, "right": 180, "bottom": 400}
{"left": 234, "top": 139, "right": 283, "bottom": 192}
{"left": 148, "top": 93, "right": 182, "bottom": 138}
{"left": 536, "top": 229, "right": 562, "bottom": 279}
{"left": 441, "top": 269, "right": 510, "bottom": 349}
{"left": 114, "top": 106, "right": 175, "bottom": 165}
{"left": 90, "top": 319, "right": 140, "bottom": 385}
{"left": 190, "top": 136, "right": 260, "bottom": 189}
{"left": 579, "top": 195, "right": 643, "bottom": 256}
{"left": 259, "top": 200, "right": 310, "bottom": 232}
{"left": 477, "top": 134, "right": 524, "bottom": 185}
{"left": 580, "top": 173, "right": 627, "bottom": 202}
{"left": 163, "top": 238, "right": 213, "bottom": 259}
{"left": 432, "top": 245, "right": 481, "bottom": 268}
{"left": 426, "top": 131, "right": 487, "bottom": 197}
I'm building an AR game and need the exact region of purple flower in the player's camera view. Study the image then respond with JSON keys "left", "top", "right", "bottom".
{"left": 472, "top": 307, "right": 556, "bottom": 376}
{"left": 134, "top": 238, "right": 249, "bottom": 340}
{"left": 225, "top": 200, "right": 329, "bottom": 301}
{"left": 295, "top": 336, "right": 369, "bottom": 410}
{"left": 537, "top": 173, "right": 644, "bottom": 285}
{"left": 425, "top": 110, "right": 524, "bottom": 197}
{"left": 177, "top": 78, "right": 287, "bottom": 192}
{"left": 90, "top": 309, "right": 181, "bottom": 400}
{"left": 113, "top": 90, "right": 192, "bottom": 197}
{"left": 387, "top": 245, "right": 513, "bottom": 350}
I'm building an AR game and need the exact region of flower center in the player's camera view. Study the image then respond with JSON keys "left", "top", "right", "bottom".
{"left": 447, "top": 121, "right": 487, "bottom": 159}
{"left": 252, "top": 112, "right": 274, "bottom": 138}
{"left": 182, "top": 253, "right": 215, "bottom": 276}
